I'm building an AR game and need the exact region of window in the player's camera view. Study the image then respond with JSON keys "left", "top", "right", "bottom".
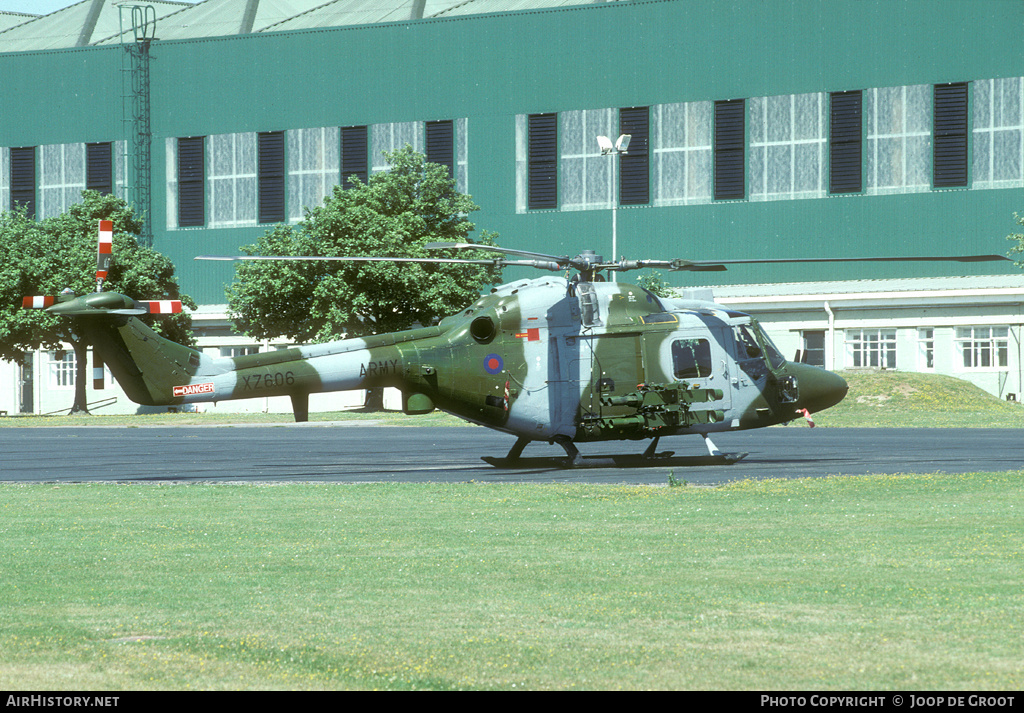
{"left": 208, "top": 133, "right": 257, "bottom": 228}
{"left": 830, "top": 90, "right": 863, "bottom": 194}
{"left": 652, "top": 101, "right": 713, "bottom": 206}
{"left": 956, "top": 327, "right": 1008, "bottom": 369}
{"left": 918, "top": 328, "right": 935, "bottom": 370}
{"left": 619, "top": 106, "right": 649, "bottom": 205}
{"left": 287, "top": 127, "right": 340, "bottom": 222}
{"left": 0, "top": 147, "right": 8, "bottom": 210}
{"left": 48, "top": 351, "right": 75, "bottom": 389}
{"left": 258, "top": 131, "right": 285, "bottom": 224}
{"left": 973, "top": 77, "right": 1024, "bottom": 189}
{"left": 527, "top": 113, "right": 557, "bottom": 209}
{"left": 341, "top": 125, "right": 367, "bottom": 190}
{"left": 371, "top": 122, "right": 423, "bottom": 174}
{"left": 10, "top": 146, "right": 36, "bottom": 217}
{"left": 801, "top": 330, "right": 826, "bottom": 367}
{"left": 866, "top": 85, "right": 931, "bottom": 194}
{"left": 749, "top": 93, "right": 826, "bottom": 201}
{"left": 673, "top": 339, "right": 713, "bottom": 379}
{"left": 560, "top": 108, "right": 615, "bottom": 210}
{"left": 220, "top": 346, "right": 260, "bottom": 358}
{"left": 714, "top": 99, "right": 745, "bottom": 200}
{"left": 933, "top": 82, "right": 969, "bottom": 188}
{"left": 426, "top": 120, "right": 455, "bottom": 179}
{"left": 177, "top": 137, "right": 205, "bottom": 227}
{"left": 86, "top": 142, "right": 113, "bottom": 195}
{"left": 845, "top": 329, "right": 896, "bottom": 369}
{"left": 38, "top": 143, "right": 86, "bottom": 219}
{"left": 455, "top": 117, "right": 468, "bottom": 195}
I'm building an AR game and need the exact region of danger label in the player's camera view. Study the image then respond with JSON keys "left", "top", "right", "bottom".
{"left": 173, "top": 382, "right": 215, "bottom": 397}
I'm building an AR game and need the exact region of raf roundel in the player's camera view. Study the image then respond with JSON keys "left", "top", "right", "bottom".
{"left": 484, "top": 353, "right": 504, "bottom": 375}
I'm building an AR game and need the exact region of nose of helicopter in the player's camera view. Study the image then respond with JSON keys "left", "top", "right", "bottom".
{"left": 788, "top": 363, "right": 848, "bottom": 414}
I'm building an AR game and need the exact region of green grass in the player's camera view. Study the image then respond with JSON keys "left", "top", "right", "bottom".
{"left": 810, "top": 371, "right": 1024, "bottom": 428}
{"left": 2, "top": 474, "right": 1022, "bottom": 690}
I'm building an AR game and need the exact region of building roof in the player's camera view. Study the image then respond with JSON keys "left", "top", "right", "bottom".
{"left": 0, "top": 1, "right": 193, "bottom": 51}
{"left": 0, "top": 0, "right": 609, "bottom": 52}
{"left": 711, "top": 275, "right": 1024, "bottom": 311}
{"left": 0, "top": 12, "right": 37, "bottom": 34}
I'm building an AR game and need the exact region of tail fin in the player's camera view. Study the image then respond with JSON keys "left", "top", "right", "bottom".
{"left": 43, "top": 293, "right": 214, "bottom": 406}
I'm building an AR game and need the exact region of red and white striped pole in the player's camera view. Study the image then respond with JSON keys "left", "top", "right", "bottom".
{"left": 96, "top": 219, "right": 113, "bottom": 292}
{"left": 93, "top": 219, "right": 114, "bottom": 389}
{"left": 93, "top": 352, "right": 105, "bottom": 391}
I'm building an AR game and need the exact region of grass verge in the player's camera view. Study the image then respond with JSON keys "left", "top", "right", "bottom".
{"left": 2, "top": 473, "right": 1022, "bottom": 690}
{"left": 808, "top": 371, "right": 1024, "bottom": 428}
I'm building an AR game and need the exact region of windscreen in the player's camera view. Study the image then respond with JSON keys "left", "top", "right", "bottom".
{"left": 733, "top": 321, "right": 786, "bottom": 379}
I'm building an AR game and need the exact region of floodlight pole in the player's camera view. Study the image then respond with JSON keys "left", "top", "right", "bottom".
{"left": 597, "top": 134, "right": 631, "bottom": 282}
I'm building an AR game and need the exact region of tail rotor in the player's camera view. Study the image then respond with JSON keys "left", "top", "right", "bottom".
{"left": 21, "top": 220, "right": 184, "bottom": 391}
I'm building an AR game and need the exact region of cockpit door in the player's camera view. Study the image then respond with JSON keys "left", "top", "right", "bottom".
{"left": 667, "top": 326, "right": 732, "bottom": 415}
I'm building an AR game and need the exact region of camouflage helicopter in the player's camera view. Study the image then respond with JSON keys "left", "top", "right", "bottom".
{"left": 23, "top": 224, "right": 1010, "bottom": 467}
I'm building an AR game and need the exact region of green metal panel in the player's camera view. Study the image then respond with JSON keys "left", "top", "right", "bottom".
{"left": 137, "top": 0, "right": 1024, "bottom": 137}
{"left": 0, "top": 45, "right": 122, "bottom": 146}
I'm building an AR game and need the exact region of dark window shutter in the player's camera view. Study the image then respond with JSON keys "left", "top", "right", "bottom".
{"left": 426, "top": 120, "right": 455, "bottom": 179}
{"left": 258, "top": 131, "right": 285, "bottom": 224}
{"left": 10, "top": 146, "right": 36, "bottom": 217}
{"left": 341, "top": 125, "right": 368, "bottom": 189}
{"left": 619, "top": 106, "right": 649, "bottom": 205}
{"left": 177, "top": 136, "right": 205, "bottom": 227}
{"left": 528, "top": 113, "right": 558, "bottom": 209}
{"left": 714, "top": 100, "right": 745, "bottom": 200}
{"left": 829, "top": 90, "right": 863, "bottom": 194}
{"left": 934, "top": 82, "right": 969, "bottom": 188}
{"left": 86, "top": 142, "right": 113, "bottom": 195}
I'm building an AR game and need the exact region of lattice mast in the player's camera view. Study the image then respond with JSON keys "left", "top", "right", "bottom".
{"left": 119, "top": 5, "right": 156, "bottom": 247}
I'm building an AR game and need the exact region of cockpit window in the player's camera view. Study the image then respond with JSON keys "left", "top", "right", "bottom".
{"left": 673, "top": 339, "right": 712, "bottom": 379}
{"left": 733, "top": 322, "right": 786, "bottom": 379}
{"left": 735, "top": 325, "right": 762, "bottom": 360}
{"left": 754, "top": 322, "right": 787, "bottom": 370}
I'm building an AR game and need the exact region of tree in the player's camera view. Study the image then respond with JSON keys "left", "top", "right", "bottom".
{"left": 1007, "top": 212, "right": 1024, "bottom": 266}
{"left": 227, "top": 146, "right": 502, "bottom": 344}
{"left": 0, "top": 191, "right": 196, "bottom": 414}
{"left": 635, "top": 271, "right": 675, "bottom": 299}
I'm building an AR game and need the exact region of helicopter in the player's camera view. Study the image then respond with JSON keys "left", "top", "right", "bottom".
{"left": 22, "top": 223, "right": 1012, "bottom": 467}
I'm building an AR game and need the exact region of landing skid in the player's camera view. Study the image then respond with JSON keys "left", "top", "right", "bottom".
{"left": 481, "top": 435, "right": 748, "bottom": 469}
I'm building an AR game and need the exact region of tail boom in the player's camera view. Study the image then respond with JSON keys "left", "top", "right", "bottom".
{"left": 75, "top": 309, "right": 409, "bottom": 410}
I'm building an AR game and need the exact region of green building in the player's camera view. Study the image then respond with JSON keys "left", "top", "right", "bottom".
{"left": 2, "top": 0, "right": 1023, "bottom": 414}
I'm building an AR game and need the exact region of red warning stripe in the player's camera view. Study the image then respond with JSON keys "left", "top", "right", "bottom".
{"left": 22, "top": 296, "right": 56, "bottom": 309}
{"left": 96, "top": 219, "right": 113, "bottom": 282}
{"left": 142, "top": 300, "right": 183, "bottom": 314}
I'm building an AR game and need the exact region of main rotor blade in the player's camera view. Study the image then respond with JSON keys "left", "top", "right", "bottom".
{"left": 698, "top": 255, "right": 1013, "bottom": 266}
{"left": 425, "top": 241, "right": 572, "bottom": 264}
{"left": 194, "top": 254, "right": 561, "bottom": 270}
{"left": 197, "top": 255, "right": 497, "bottom": 264}
{"left": 617, "top": 254, "right": 1012, "bottom": 272}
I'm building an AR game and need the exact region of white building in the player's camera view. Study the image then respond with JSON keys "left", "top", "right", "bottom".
{"left": 716, "top": 275, "right": 1024, "bottom": 402}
